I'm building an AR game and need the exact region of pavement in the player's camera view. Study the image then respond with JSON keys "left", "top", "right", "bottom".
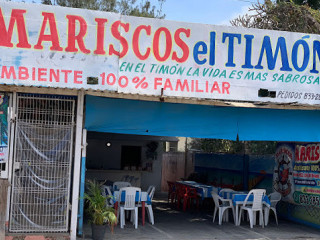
{"left": 79, "top": 193, "right": 320, "bottom": 240}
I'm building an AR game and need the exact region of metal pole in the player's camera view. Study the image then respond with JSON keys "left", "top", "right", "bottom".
{"left": 70, "top": 91, "right": 84, "bottom": 240}
{"left": 77, "top": 129, "right": 87, "bottom": 236}
{"left": 243, "top": 141, "right": 249, "bottom": 191}
{"left": 184, "top": 137, "right": 188, "bottom": 179}
{"left": 6, "top": 91, "right": 16, "bottom": 222}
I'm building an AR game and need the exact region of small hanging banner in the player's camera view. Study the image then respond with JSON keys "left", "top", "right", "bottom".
{"left": 0, "top": 93, "right": 9, "bottom": 164}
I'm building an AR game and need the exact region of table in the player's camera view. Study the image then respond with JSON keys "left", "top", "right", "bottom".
{"left": 113, "top": 191, "right": 151, "bottom": 226}
{"left": 219, "top": 190, "right": 247, "bottom": 200}
{"left": 177, "top": 181, "right": 219, "bottom": 199}
{"left": 222, "top": 192, "right": 270, "bottom": 226}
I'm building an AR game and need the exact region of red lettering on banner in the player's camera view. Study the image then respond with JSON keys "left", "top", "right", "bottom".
{"left": 306, "top": 146, "right": 311, "bottom": 161}
{"left": 276, "top": 147, "right": 293, "bottom": 159}
{"left": 61, "top": 69, "right": 72, "bottom": 83}
{"left": 106, "top": 73, "right": 116, "bottom": 85}
{"left": 295, "top": 147, "right": 300, "bottom": 161}
{"left": 154, "top": 77, "right": 162, "bottom": 90}
{"left": 118, "top": 76, "right": 128, "bottom": 88}
{"left": 1, "top": 66, "right": 16, "bottom": 79}
{"left": 316, "top": 146, "right": 320, "bottom": 161}
{"left": 74, "top": 71, "right": 82, "bottom": 84}
{"left": 34, "top": 12, "right": 63, "bottom": 51}
{"left": 222, "top": 82, "right": 230, "bottom": 94}
{"left": 175, "top": 79, "right": 189, "bottom": 92}
{"left": 211, "top": 82, "right": 221, "bottom": 93}
{"left": 100, "top": 72, "right": 116, "bottom": 85}
{"left": 18, "top": 67, "right": 29, "bottom": 80}
{"left": 0, "top": 9, "right": 31, "bottom": 48}
{"left": 163, "top": 78, "right": 173, "bottom": 91}
{"left": 49, "top": 69, "right": 59, "bottom": 82}
{"left": 296, "top": 144, "right": 320, "bottom": 163}
{"left": 31, "top": 68, "right": 35, "bottom": 80}
{"left": 38, "top": 68, "right": 46, "bottom": 81}
{"left": 153, "top": 77, "right": 231, "bottom": 95}
{"left": 196, "top": 80, "right": 203, "bottom": 92}
{"left": 65, "top": 15, "right": 90, "bottom": 54}
{"left": 4, "top": 65, "right": 85, "bottom": 84}
{"left": 172, "top": 28, "right": 190, "bottom": 63}
{"left": 109, "top": 21, "right": 129, "bottom": 57}
{"left": 300, "top": 146, "right": 306, "bottom": 161}
{"left": 132, "top": 25, "right": 151, "bottom": 60}
{"left": 311, "top": 145, "right": 315, "bottom": 161}
{"left": 94, "top": 18, "right": 108, "bottom": 55}
{"left": 153, "top": 27, "right": 172, "bottom": 62}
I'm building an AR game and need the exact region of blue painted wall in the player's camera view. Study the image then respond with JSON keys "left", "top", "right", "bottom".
{"left": 194, "top": 153, "right": 274, "bottom": 193}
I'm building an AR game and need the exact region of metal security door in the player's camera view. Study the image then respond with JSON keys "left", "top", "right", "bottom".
{"left": 9, "top": 94, "right": 75, "bottom": 233}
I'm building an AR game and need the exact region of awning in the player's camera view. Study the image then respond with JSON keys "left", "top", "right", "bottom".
{"left": 85, "top": 95, "right": 320, "bottom": 142}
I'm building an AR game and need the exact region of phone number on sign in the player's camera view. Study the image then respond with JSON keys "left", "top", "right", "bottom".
{"left": 277, "top": 91, "right": 320, "bottom": 100}
{"left": 298, "top": 194, "right": 320, "bottom": 206}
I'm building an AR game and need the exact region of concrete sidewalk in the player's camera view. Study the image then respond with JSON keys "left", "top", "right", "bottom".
{"left": 79, "top": 195, "right": 320, "bottom": 240}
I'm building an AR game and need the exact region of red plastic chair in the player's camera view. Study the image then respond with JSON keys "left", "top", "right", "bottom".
{"left": 185, "top": 187, "right": 200, "bottom": 211}
{"left": 175, "top": 183, "right": 187, "bottom": 210}
{"left": 175, "top": 185, "right": 200, "bottom": 211}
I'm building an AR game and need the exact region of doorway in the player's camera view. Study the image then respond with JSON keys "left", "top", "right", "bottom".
{"left": 121, "top": 145, "right": 142, "bottom": 170}
{"left": 9, "top": 94, "right": 76, "bottom": 233}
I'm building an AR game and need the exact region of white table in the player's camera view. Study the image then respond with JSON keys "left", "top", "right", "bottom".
{"left": 113, "top": 191, "right": 149, "bottom": 202}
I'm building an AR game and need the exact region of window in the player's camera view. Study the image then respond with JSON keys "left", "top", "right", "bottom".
{"left": 169, "top": 142, "right": 178, "bottom": 152}
{"left": 121, "top": 146, "right": 141, "bottom": 170}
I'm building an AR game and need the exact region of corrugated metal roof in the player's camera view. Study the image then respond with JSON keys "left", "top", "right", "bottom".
{"left": 1, "top": 83, "right": 320, "bottom": 110}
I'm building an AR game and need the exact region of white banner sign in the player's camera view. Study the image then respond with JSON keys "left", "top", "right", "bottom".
{"left": 1, "top": 2, "right": 320, "bottom": 105}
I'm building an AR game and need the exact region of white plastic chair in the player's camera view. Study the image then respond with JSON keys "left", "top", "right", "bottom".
{"left": 265, "top": 192, "right": 281, "bottom": 226}
{"left": 147, "top": 185, "right": 155, "bottom": 196}
{"left": 101, "top": 185, "right": 114, "bottom": 207}
{"left": 113, "top": 181, "right": 131, "bottom": 191}
{"left": 219, "top": 188, "right": 235, "bottom": 199}
{"left": 119, "top": 187, "right": 141, "bottom": 229}
{"left": 146, "top": 186, "right": 155, "bottom": 225}
{"left": 238, "top": 189, "right": 266, "bottom": 228}
{"left": 211, "top": 191, "right": 235, "bottom": 225}
{"left": 137, "top": 186, "right": 155, "bottom": 224}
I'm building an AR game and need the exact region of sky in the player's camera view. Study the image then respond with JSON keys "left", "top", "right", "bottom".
{"left": 10, "top": 0, "right": 259, "bottom": 26}
{"left": 156, "top": 0, "right": 258, "bottom": 26}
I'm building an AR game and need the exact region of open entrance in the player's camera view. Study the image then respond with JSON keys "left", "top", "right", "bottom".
{"left": 121, "top": 145, "right": 141, "bottom": 170}
{"left": 80, "top": 95, "right": 320, "bottom": 238}
{"left": 85, "top": 131, "right": 178, "bottom": 191}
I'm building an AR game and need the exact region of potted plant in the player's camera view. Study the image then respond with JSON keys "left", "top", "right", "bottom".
{"left": 84, "top": 180, "right": 117, "bottom": 240}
